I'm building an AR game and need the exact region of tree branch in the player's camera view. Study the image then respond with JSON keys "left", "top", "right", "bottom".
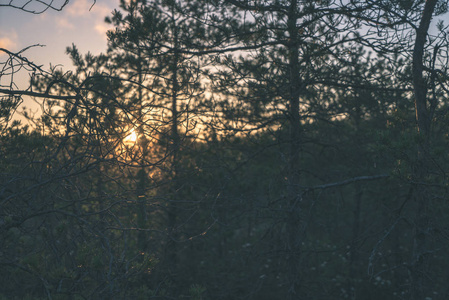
{"left": 306, "top": 174, "right": 389, "bottom": 191}
{"left": 0, "top": 88, "right": 78, "bottom": 100}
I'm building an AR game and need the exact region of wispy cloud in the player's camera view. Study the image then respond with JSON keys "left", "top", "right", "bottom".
{"left": 95, "top": 23, "right": 112, "bottom": 40}
{"left": 0, "top": 37, "right": 16, "bottom": 49}
{"left": 66, "top": 0, "right": 111, "bottom": 18}
{"left": 62, "top": 0, "right": 113, "bottom": 39}
{"left": 56, "top": 17, "right": 75, "bottom": 30}
{"left": 0, "top": 30, "right": 18, "bottom": 55}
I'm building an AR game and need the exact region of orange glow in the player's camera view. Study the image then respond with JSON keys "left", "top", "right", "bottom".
{"left": 124, "top": 128, "right": 138, "bottom": 143}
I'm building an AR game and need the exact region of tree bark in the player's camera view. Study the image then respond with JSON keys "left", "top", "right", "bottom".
{"left": 286, "top": 0, "right": 302, "bottom": 298}
{"left": 136, "top": 46, "right": 149, "bottom": 252}
{"left": 410, "top": 1, "right": 437, "bottom": 299}
{"left": 166, "top": 0, "right": 181, "bottom": 282}
{"left": 412, "top": 0, "right": 436, "bottom": 140}
{"left": 348, "top": 183, "right": 362, "bottom": 300}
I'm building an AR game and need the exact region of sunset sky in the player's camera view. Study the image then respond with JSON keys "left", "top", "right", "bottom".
{"left": 2, "top": 0, "right": 449, "bottom": 77}
{"left": 1, "top": 0, "right": 449, "bottom": 115}
{"left": 0, "top": 0, "right": 116, "bottom": 88}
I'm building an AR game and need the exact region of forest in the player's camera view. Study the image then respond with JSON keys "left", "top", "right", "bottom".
{"left": 2, "top": 0, "right": 449, "bottom": 299}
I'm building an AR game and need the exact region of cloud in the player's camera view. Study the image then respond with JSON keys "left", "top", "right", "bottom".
{"left": 47, "top": 0, "right": 113, "bottom": 37}
{"left": 0, "top": 30, "right": 18, "bottom": 55}
{"left": 89, "top": 1, "right": 112, "bottom": 18}
{"left": 65, "top": 0, "right": 94, "bottom": 16}
{"left": 0, "top": 37, "right": 16, "bottom": 49}
{"left": 56, "top": 17, "right": 75, "bottom": 30}
{"left": 61, "top": 0, "right": 113, "bottom": 39}
{"left": 95, "top": 23, "right": 113, "bottom": 39}
{"left": 66, "top": 0, "right": 111, "bottom": 18}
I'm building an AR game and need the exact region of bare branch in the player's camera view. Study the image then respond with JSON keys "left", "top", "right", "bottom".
{"left": 306, "top": 174, "right": 389, "bottom": 191}
{"left": 0, "top": 88, "right": 78, "bottom": 100}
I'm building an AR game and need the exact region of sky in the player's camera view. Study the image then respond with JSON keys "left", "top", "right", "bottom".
{"left": 0, "top": 0, "right": 117, "bottom": 109}
{"left": 0, "top": 0, "right": 117, "bottom": 66}
{"left": 1, "top": 0, "right": 449, "bottom": 117}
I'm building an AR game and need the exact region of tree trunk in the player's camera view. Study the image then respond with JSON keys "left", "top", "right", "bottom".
{"left": 348, "top": 183, "right": 362, "bottom": 300}
{"left": 410, "top": 1, "right": 437, "bottom": 299}
{"left": 286, "top": 0, "right": 302, "bottom": 298}
{"left": 136, "top": 47, "right": 148, "bottom": 252}
{"left": 166, "top": 1, "right": 180, "bottom": 283}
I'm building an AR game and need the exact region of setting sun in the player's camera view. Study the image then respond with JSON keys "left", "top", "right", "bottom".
{"left": 124, "top": 128, "right": 138, "bottom": 143}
